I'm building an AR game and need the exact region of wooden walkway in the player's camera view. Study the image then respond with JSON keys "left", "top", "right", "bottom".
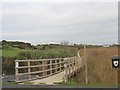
{"left": 30, "top": 71, "right": 64, "bottom": 85}
{"left": 15, "top": 51, "right": 83, "bottom": 84}
{"left": 31, "top": 63, "right": 83, "bottom": 84}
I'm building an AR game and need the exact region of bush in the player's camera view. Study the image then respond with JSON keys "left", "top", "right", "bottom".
{"left": 2, "top": 56, "right": 16, "bottom": 74}
{"left": 17, "top": 48, "right": 77, "bottom": 60}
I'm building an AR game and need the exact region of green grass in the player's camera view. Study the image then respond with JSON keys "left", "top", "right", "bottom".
{"left": 2, "top": 81, "right": 33, "bottom": 86}
{"left": 38, "top": 82, "right": 46, "bottom": 85}
{"left": 2, "top": 45, "right": 24, "bottom": 57}
{"left": 55, "top": 81, "right": 118, "bottom": 87}
{"left": 2, "top": 82, "right": 18, "bottom": 85}
{"left": 22, "top": 81, "right": 34, "bottom": 85}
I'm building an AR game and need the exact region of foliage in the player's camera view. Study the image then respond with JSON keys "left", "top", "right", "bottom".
{"left": 17, "top": 48, "right": 77, "bottom": 60}
{"left": 2, "top": 40, "right": 32, "bottom": 49}
{"left": 2, "top": 45, "right": 77, "bottom": 74}
{"left": 2, "top": 56, "right": 16, "bottom": 74}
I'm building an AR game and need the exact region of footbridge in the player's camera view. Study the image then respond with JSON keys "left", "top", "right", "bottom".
{"left": 15, "top": 52, "right": 83, "bottom": 84}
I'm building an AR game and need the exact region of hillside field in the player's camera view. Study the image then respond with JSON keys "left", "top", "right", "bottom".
{"left": 2, "top": 45, "right": 24, "bottom": 57}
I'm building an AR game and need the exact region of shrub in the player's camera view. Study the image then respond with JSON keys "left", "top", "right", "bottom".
{"left": 17, "top": 48, "right": 77, "bottom": 60}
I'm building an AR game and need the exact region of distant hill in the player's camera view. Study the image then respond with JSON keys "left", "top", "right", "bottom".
{"left": 1, "top": 40, "right": 32, "bottom": 49}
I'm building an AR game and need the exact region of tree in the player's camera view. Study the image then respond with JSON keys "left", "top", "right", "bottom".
{"left": 2, "top": 40, "right": 7, "bottom": 45}
{"left": 60, "top": 41, "right": 69, "bottom": 46}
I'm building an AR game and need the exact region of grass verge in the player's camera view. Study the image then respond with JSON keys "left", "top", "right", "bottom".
{"left": 54, "top": 81, "right": 118, "bottom": 87}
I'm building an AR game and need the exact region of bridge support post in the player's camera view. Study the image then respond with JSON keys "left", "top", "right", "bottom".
{"left": 55, "top": 60, "right": 57, "bottom": 73}
{"left": 60, "top": 59, "right": 61, "bottom": 71}
{"left": 75, "top": 57, "right": 79, "bottom": 76}
{"left": 43, "top": 61, "right": 45, "bottom": 77}
{"left": 50, "top": 60, "right": 52, "bottom": 75}
{"left": 64, "top": 63, "right": 68, "bottom": 82}
{"left": 68, "top": 59, "right": 71, "bottom": 78}
{"left": 71, "top": 58, "right": 74, "bottom": 77}
{"left": 28, "top": 61, "right": 31, "bottom": 80}
{"left": 73, "top": 58, "right": 76, "bottom": 77}
{"left": 77, "top": 57, "right": 81, "bottom": 73}
{"left": 45, "top": 61, "right": 47, "bottom": 76}
{"left": 15, "top": 61, "right": 19, "bottom": 81}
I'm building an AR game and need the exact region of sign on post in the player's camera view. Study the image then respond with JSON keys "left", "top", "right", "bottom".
{"left": 112, "top": 55, "right": 119, "bottom": 68}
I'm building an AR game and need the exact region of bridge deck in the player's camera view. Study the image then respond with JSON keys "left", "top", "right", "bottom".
{"left": 30, "top": 66, "right": 80, "bottom": 85}
{"left": 30, "top": 71, "right": 64, "bottom": 85}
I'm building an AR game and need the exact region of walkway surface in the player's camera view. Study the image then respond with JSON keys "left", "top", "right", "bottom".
{"left": 30, "top": 71, "right": 64, "bottom": 85}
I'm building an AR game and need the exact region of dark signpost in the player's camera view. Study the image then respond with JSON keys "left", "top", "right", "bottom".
{"left": 111, "top": 55, "right": 119, "bottom": 68}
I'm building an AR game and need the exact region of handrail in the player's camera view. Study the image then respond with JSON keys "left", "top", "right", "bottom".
{"left": 15, "top": 56, "right": 81, "bottom": 82}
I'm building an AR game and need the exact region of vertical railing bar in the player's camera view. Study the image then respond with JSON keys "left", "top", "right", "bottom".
{"left": 50, "top": 60, "right": 52, "bottom": 75}
{"left": 15, "top": 60, "right": 19, "bottom": 81}
{"left": 28, "top": 61, "right": 31, "bottom": 80}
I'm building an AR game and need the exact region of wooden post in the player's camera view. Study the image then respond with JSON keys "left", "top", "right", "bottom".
{"left": 15, "top": 61, "right": 19, "bottom": 81}
{"left": 77, "top": 51, "right": 81, "bottom": 69}
{"left": 77, "top": 57, "right": 79, "bottom": 72}
{"left": 64, "top": 63, "right": 68, "bottom": 82}
{"left": 74, "top": 57, "right": 78, "bottom": 75}
{"left": 84, "top": 44, "right": 88, "bottom": 84}
{"left": 42, "top": 60, "right": 45, "bottom": 77}
{"left": 73, "top": 58, "right": 76, "bottom": 72}
{"left": 55, "top": 60, "right": 57, "bottom": 73}
{"left": 68, "top": 59, "right": 71, "bottom": 78}
{"left": 64, "top": 58, "right": 68, "bottom": 82}
{"left": 78, "top": 57, "right": 80, "bottom": 72}
{"left": 60, "top": 59, "right": 62, "bottom": 71}
{"left": 72, "top": 58, "right": 74, "bottom": 76}
{"left": 50, "top": 60, "right": 52, "bottom": 75}
{"left": 28, "top": 61, "right": 31, "bottom": 79}
{"left": 45, "top": 61, "right": 47, "bottom": 76}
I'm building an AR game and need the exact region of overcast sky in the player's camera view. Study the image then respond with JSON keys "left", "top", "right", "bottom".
{"left": 1, "top": 2, "right": 118, "bottom": 45}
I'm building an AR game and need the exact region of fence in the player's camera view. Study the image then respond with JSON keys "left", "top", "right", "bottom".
{"left": 15, "top": 56, "right": 81, "bottom": 82}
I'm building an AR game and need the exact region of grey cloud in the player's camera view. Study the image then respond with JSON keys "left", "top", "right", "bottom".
{"left": 2, "top": 2, "right": 118, "bottom": 45}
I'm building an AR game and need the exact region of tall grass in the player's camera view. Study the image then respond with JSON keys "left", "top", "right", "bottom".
{"left": 73, "top": 47, "right": 118, "bottom": 86}
{"left": 17, "top": 48, "right": 77, "bottom": 60}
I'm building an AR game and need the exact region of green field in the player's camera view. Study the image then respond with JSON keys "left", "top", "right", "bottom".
{"left": 2, "top": 45, "right": 24, "bottom": 57}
